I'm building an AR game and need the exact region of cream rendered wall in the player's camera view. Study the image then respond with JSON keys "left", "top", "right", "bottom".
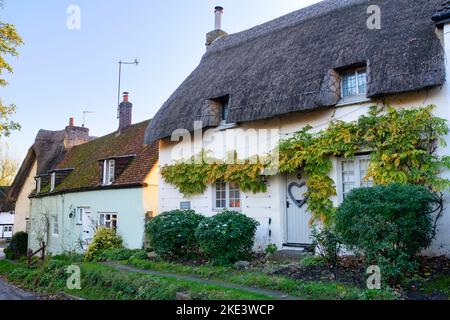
{"left": 143, "top": 161, "right": 159, "bottom": 218}
{"left": 13, "top": 160, "right": 37, "bottom": 233}
{"left": 159, "top": 82, "right": 450, "bottom": 256}
{"left": 29, "top": 187, "right": 153, "bottom": 254}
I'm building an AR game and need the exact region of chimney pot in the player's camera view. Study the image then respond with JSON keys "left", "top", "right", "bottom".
{"left": 69, "top": 117, "right": 74, "bottom": 127}
{"left": 123, "top": 91, "right": 129, "bottom": 102}
{"left": 214, "top": 6, "right": 224, "bottom": 30}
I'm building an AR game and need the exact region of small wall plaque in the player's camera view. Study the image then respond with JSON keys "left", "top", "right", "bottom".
{"left": 180, "top": 201, "right": 191, "bottom": 210}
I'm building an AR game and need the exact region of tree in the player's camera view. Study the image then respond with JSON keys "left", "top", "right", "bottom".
{"left": 0, "top": 140, "right": 18, "bottom": 185}
{"left": 0, "top": 0, "right": 23, "bottom": 137}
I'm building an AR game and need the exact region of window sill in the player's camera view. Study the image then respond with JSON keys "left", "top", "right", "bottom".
{"left": 213, "top": 208, "right": 242, "bottom": 212}
{"left": 336, "top": 96, "right": 372, "bottom": 107}
{"left": 216, "top": 123, "right": 238, "bottom": 131}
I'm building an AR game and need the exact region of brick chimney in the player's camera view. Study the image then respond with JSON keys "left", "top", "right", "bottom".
{"left": 206, "top": 6, "right": 228, "bottom": 49}
{"left": 118, "top": 92, "right": 132, "bottom": 131}
{"left": 64, "top": 117, "right": 90, "bottom": 149}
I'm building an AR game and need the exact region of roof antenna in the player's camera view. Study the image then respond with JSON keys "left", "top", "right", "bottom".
{"left": 117, "top": 58, "right": 139, "bottom": 109}
{"left": 82, "top": 111, "right": 95, "bottom": 127}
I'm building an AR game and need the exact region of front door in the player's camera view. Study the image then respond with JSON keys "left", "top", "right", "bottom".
{"left": 81, "top": 208, "right": 94, "bottom": 245}
{"left": 285, "top": 173, "right": 312, "bottom": 245}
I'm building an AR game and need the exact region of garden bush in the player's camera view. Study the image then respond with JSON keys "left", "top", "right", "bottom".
{"left": 310, "top": 226, "right": 342, "bottom": 268}
{"left": 335, "top": 183, "right": 435, "bottom": 282}
{"left": 4, "top": 232, "right": 28, "bottom": 260}
{"left": 85, "top": 228, "right": 123, "bottom": 262}
{"left": 145, "top": 210, "right": 205, "bottom": 259}
{"left": 196, "top": 210, "right": 259, "bottom": 265}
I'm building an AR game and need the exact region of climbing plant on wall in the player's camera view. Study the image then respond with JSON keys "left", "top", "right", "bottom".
{"left": 161, "top": 105, "right": 450, "bottom": 225}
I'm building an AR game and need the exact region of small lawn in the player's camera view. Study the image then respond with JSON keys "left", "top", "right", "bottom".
{"left": 126, "top": 257, "right": 396, "bottom": 300}
{"left": 0, "top": 259, "right": 274, "bottom": 300}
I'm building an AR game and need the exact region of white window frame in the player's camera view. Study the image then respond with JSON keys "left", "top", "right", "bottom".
{"left": 213, "top": 182, "right": 241, "bottom": 211}
{"left": 52, "top": 216, "right": 59, "bottom": 236}
{"left": 341, "top": 68, "right": 367, "bottom": 98}
{"left": 76, "top": 207, "right": 84, "bottom": 225}
{"left": 337, "top": 155, "right": 372, "bottom": 203}
{"left": 99, "top": 213, "right": 118, "bottom": 230}
{"left": 36, "top": 177, "right": 42, "bottom": 194}
{"left": 50, "top": 172, "right": 56, "bottom": 192}
{"left": 102, "top": 160, "right": 115, "bottom": 186}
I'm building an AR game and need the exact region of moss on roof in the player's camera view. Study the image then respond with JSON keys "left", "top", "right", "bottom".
{"left": 36, "top": 120, "right": 158, "bottom": 195}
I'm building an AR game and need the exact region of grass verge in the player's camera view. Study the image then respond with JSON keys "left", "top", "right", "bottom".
{"left": 0, "top": 259, "right": 274, "bottom": 300}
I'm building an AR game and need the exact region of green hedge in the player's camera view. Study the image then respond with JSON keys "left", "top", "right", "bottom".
{"left": 4, "top": 232, "right": 28, "bottom": 260}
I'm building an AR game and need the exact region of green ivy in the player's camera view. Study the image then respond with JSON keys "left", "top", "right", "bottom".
{"left": 161, "top": 105, "right": 450, "bottom": 224}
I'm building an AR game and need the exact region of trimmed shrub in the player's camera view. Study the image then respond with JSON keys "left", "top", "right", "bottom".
{"left": 4, "top": 232, "right": 28, "bottom": 260}
{"left": 196, "top": 210, "right": 259, "bottom": 265}
{"left": 85, "top": 228, "right": 123, "bottom": 262}
{"left": 310, "top": 226, "right": 342, "bottom": 268}
{"left": 335, "top": 183, "right": 435, "bottom": 281}
{"left": 95, "top": 248, "right": 147, "bottom": 262}
{"left": 145, "top": 210, "right": 205, "bottom": 259}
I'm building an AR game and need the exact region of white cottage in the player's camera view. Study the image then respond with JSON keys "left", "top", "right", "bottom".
{"left": 144, "top": 0, "right": 450, "bottom": 256}
{"left": 0, "top": 187, "right": 14, "bottom": 240}
{"left": 28, "top": 93, "right": 159, "bottom": 254}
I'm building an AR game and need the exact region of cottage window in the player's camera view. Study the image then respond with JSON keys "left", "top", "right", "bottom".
{"left": 214, "top": 182, "right": 241, "bottom": 210}
{"left": 52, "top": 216, "right": 59, "bottom": 236}
{"left": 339, "top": 155, "right": 373, "bottom": 201}
{"left": 36, "top": 177, "right": 42, "bottom": 194}
{"left": 102, "top": 160, "right": 116, "bottom": 185}
{"left": 50, "top": 172, "right": 56, "bottom": 192}
{"left": 341, "top": 68, "right": 367, "bottom": 98}
{"left": 220, "top": 99, "right": 229, "bottom": 124}
{"left": 76, "top": 207, "right": 84, "bottom": 225}
{"left": 99, "top": 213, "right": 118, "bottom": 230}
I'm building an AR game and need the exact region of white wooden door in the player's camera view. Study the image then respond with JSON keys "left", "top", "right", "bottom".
{"left": 286, "top": 173, "right": 312, "bottom": 245}
{"left": 81, "top": 208, "right": 94, "bottom": 245}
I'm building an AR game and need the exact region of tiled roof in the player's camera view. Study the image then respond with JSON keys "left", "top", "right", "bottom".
{"left": 36, "top": 120, "right": 158, "bottom": 195}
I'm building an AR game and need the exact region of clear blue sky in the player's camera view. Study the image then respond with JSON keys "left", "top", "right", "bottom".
{"left": 1, "top": 0, "right": 321, "bottom": 161}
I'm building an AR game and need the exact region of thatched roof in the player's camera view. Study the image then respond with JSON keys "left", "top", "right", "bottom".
{"left": 7, "top": 126, "right": 95, "bottom": 204}
{"left": 7, "top": 129, "right": 68, "bottom": 204}
{"left": 145, "top": 0, "right": 446, "bottom": 144}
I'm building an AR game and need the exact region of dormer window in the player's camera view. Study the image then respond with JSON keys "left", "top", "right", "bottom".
{"left": 50, "top": 172, "right": 56, "bottom": 192}
{"left": 36, "top": 177, "right": 42, "bottom": 194}
{"left": 341, "top": 68, "right": 367, "bottom": 98}
{"left": 220, "top": 99, "right": 229, "bottom": 125}
{"left": 103, "top": 160, "right": 115, "bottom": 186}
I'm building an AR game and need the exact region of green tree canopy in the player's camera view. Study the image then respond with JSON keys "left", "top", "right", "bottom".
{"left": 0, "top": 1, "right": 23, "bottom": 137}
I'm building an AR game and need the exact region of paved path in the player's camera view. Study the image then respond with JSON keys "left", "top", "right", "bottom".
{"left": 106, "top": 262, "right": 301, "bottom": 300}
{"left": 0, "top": 278, "right": 40, "bottom": 300}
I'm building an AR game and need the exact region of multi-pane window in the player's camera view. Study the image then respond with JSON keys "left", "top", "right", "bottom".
{"left": 50, "top": 172, "right": 56, "bottom": 192}
{"left": 214, "top": 182, "right": 241, "bottom": 209}
{"left": 341, "top": 68, "right": 367, "bottom": 98}
{"left": 99, "top": 213, "right": 118, "bottom": 230}
{"left": 36, "top": 177, "right": 42, "bottom": 194}
{"left": 103, "top": 160, "right": 116, "bottom": 185}
{"left": 340, "top": 155, "right": 373, "bottom": 200}
{"left": 52, "top": 216, "right": 59, "bottom": 235}
{"left": 220, "top": 100, "right": 229, "bottom": 124}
